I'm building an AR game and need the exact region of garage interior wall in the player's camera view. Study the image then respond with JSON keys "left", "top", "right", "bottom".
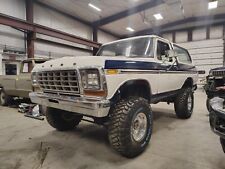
{"left": 0, "top": 0, "right": 117, "bottom": 75}
{"left": 163, "top": 25, "right": 225, "bottom": 83}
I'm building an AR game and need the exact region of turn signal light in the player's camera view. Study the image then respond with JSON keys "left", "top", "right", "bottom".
{"left": 106, "top": 69, "right": 118, "bottom": 75}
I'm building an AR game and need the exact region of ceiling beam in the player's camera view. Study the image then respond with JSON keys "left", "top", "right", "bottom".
{"left": 124, "top": 13, "right": 225, "bottom": 37}
{"left": 35, "top": 0, "right": 120, "bottom": 38}
{"left": 0, "top": 13, "right": 101, "bottom": 48}
{"left": 92, "top": 0, "right": 164, "bottom": 27}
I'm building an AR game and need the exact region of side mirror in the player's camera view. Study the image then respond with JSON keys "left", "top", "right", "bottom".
{"left": 165, "top": 50, "right": 177, "bottom": 58}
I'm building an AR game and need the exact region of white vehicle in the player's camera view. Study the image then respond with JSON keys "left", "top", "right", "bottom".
{"left": 30, "top": 35, "right": 198, "bottom": 157}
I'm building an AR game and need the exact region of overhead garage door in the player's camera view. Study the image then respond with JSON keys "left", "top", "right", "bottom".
{"left": 179, "top": 38, "right": 224, "bottom": 82}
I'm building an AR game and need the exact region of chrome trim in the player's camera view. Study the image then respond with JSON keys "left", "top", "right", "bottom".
{"left": 29, "top": 92, "right": 110, "bottom": 117}
{"left": 78, "top": 66, "right": 108, "bottom": 99}
{"left": 37, "top": 69, "right": 80, "bottom": 95}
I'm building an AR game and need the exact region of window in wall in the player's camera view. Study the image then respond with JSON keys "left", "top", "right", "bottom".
{"left": 174, "top": 45, "right": 192, "bottom": 64}
{"left": 5, "top": 64, "right": 17, "bottom": 75}
{"left": 156, "top": 40, "right": 170, "bottom": 60}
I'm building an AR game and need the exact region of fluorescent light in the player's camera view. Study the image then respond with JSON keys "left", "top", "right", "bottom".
{"left": 88, "top": 3, "right": 101, "bottom": 12}
{"left": 208, "top": 1, "right": 218, "bottom": 9}
{"left": 153, "top": 13, "right": 163, "bottom": 20}
{"left": 126, "top": 27, "right": 135, "bottom": 32}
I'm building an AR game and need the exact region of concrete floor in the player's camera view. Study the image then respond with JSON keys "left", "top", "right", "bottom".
{"left": 0, "top": 90, "right": 224, "bottom": 169}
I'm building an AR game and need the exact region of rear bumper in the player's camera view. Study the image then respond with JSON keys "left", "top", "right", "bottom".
{"left": 29, "top": 92, "right": 110, "bottom": 117}
{"left": 209, "top": 97, "right": 225, "bottom": 139}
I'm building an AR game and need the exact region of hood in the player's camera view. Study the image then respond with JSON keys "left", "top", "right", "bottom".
{"left": 211, "top": 66, "right": 225, "bottom": 72}
{"left": 32, "top": 55, "right": 156, "bottom": 72}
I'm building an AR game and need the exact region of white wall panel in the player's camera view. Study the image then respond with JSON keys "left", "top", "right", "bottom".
{"left": 193, "top": 28, "right": 206, "bottom": 41}
{"left": 210, "top": 26, "right": 224, "bottom": 39}
{"left": 162, "top": 33, "right": 173, "bottom": 41}
{"left": 0, "top": 0, "right": 25, "bottom": 19}
{"left": 179, "top": 38, "right": 224, "bottom": 83}
{"left": 98, "top": 30, "right": 117, "bottom": 44}
{"left": 0, "top": 0, "right": 25, "bottom": 51}
{"left": 175, "top": 31, "right": 188, "bottom": 43}
{"left": 35, "top": 42, "right": 90, "bottom": 58}
{"left": 33, "top": 3, "right": 117, "bottom": 57}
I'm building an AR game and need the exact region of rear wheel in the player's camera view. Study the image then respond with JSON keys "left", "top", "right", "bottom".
{"left": 0, "top": 90, "right": 12, "bottom": 106}
{"left": 174, "top": 88, "right": 194, "bottom": 119}
{"left": 108, "top": 97, "right": 153, "bottom": 158}
{"left": 46, "top": 107, "right": 82, "bottom": 131}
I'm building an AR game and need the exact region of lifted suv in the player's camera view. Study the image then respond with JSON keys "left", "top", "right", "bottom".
{"left": 30, "top": 35, "right": 198, "bottom": 157}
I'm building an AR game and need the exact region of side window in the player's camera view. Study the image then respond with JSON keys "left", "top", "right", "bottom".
{"left": 174, "top": 45, "right": 191, "bottom": 64}
{"left": 156, "top": 40, "right": 170, "bottom": 60}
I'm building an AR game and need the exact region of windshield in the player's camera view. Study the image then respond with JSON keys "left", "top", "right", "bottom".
{"left": 97, "top": 37, "right": 153, "bottom": 57}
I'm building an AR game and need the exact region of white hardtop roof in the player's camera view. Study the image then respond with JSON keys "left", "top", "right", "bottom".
{"left": 102, "top": 35, "right": 170, "bottom": 46}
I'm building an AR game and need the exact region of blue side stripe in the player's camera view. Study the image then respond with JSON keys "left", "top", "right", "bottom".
{"left": 104, "top": 60, "right": 197, "bottom": 71}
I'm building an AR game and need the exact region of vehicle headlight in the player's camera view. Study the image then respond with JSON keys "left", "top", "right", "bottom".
{"left": 31, "top": 72, "right": 38, "bottom": 85}
{"left": 80, "top": 69, "right": 101, "bottom": 90}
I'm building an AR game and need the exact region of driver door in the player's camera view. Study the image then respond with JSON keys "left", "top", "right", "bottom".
{"left": 155, "top": 39, "right": 178, "bottom": 93}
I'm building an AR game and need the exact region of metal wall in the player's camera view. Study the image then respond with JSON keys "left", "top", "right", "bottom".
{"left": 0, "top": 0, "right": 117, "bottom": 60}
{"left": 163, "top": 25, "right": 225, "bottom": 80}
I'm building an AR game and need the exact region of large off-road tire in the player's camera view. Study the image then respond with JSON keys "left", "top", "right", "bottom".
{"left": 108, "top": 97, "right": 153, "bottom": 158}
{"left": 220, "top": 138, "right": 225, "bottom": 153}
{"left": 174, "top": 88, "right": 194, "bottom": 119}
{"left": 0, "top": 90, "right": 12, "bottom": 106}
{"left": 45, "top": 107, "right": 82, "bottom": 131}
{"left": 206, "top": 98, "right": 212, "bottom": 112}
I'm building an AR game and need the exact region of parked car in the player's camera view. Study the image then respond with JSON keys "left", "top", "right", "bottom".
{"left": 29, "top": 35, "right": 198, "bottom": 157}
{"left": 0, "top": 58, "right": 49, "bottom": 106}
{"left": 205, "top": 67, "right": 225, "bottom": 153}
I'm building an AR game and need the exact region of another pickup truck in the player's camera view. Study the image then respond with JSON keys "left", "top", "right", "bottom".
{"left": 0, "top": 58, "right": 48, "bottom": 106}
{"left": 30, "top": 35, "right": 198, "bottom": 157}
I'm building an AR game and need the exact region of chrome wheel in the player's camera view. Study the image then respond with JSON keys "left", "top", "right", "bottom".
{"left": 131, "top": 112, "right": 147, "bottom": 142}
{"left": 187, "top": 94, "right": 193, "bottom": 112}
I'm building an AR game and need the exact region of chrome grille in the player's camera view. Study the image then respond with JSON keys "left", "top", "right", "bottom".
{"left": 37, "top": 70, "right": 80, "bottom": 95}
{"left": 212, "top": 70, "right": 225, "bottom": 77}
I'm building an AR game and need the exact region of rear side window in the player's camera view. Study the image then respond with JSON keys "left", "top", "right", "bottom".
{"left": 174, "top": 45, "right": 192, "bottom": 64}
{"left": 156, "top": 40, "right": 170, "bottom": 60}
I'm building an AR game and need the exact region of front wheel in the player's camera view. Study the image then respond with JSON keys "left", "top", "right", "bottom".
{"left": 45, "top": 107, "right": 83, "bottom": 131}
{"left": 174, "top": 88, "right": 194, "bottom": 119}
{"left": 0, "top": 90, "right": 12, "bottom": 106}
{"left": 206, "top": 98, "right": 212, "bottom": 112}
{"left": 108, "top": 97, "right": 153, "bottom": 158}
{"left": 220, "top": 137, "right": 225, "bottom": 153}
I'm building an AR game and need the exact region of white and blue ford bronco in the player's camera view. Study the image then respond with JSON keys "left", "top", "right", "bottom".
{"left": 30, "top": 35, "right": 198, "bottom": 157}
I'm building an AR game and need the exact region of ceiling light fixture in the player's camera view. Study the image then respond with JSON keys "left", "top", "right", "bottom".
{"left": 88, "top": 3, "right": 102, "bottom": 12}
{"left": 208, "top": 1, "right": 218, "bottom": 9}
{"left": 153, "top": 13, "right": 163, "bottom": 20}
{"left": 126, "top": 27, "right": 135, "bottom": 32}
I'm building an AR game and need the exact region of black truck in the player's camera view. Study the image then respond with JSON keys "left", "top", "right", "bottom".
{"left": 205, "top": 67, "right": 225, "bottom": 153}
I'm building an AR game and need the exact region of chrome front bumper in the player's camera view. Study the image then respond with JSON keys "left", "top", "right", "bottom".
{"left": 29, "top": 92, "right": 110, "bottom": 117}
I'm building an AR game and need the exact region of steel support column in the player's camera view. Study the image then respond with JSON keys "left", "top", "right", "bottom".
{"left": 26, "top": 0, "right": 34, "bottom": 72}
{"left": 93, "top": 27, "right": 98, "bottom": 55}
